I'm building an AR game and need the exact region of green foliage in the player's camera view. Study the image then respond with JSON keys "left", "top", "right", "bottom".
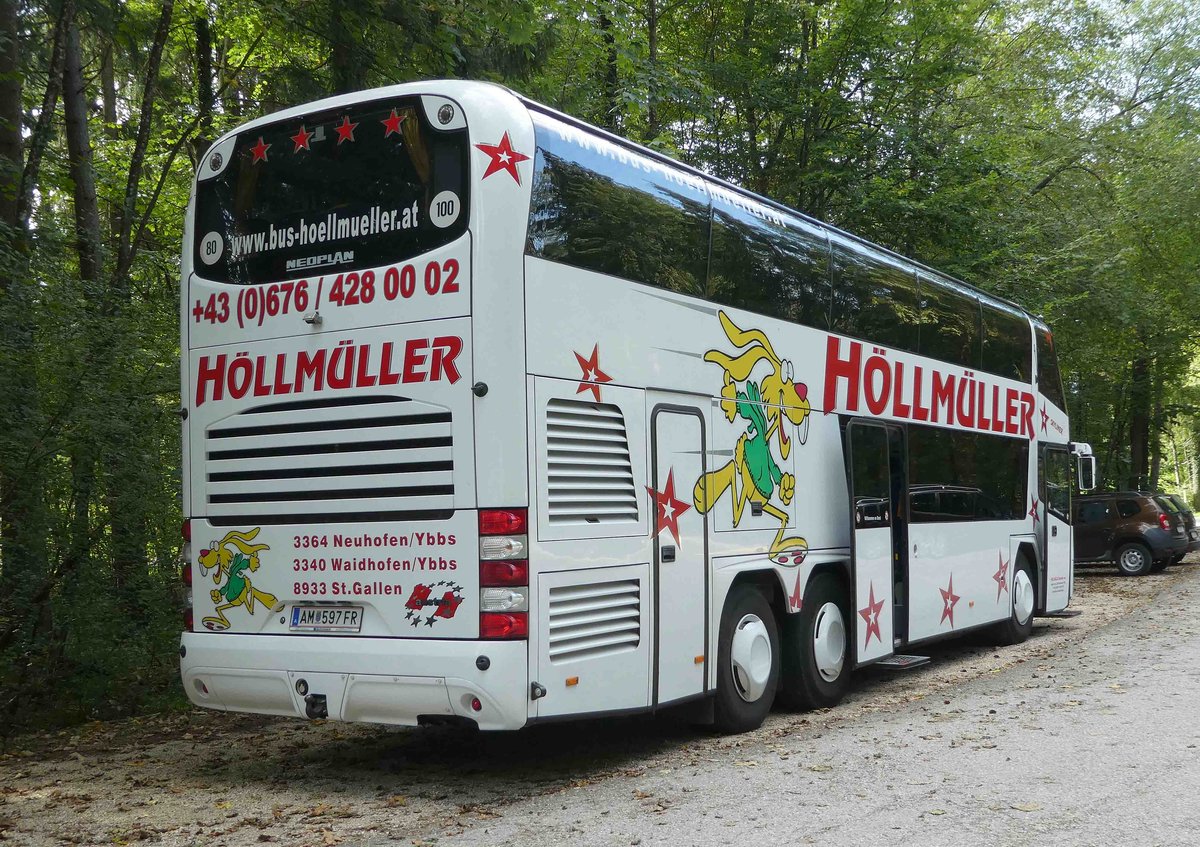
{"left": 0, "top": 0, "right": 1198, "bottom": 733}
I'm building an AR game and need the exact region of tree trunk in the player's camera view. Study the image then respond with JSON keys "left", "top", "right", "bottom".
{"left": 63, "top": 16, "right": 102, "bottom": 284}
{"left": 114, "top": 0, "right": 174, "bottom": 287}
{"left": 100, "top": 41, "right": 117, "bottom": 136}
{"left": 645, "top": 0, "right": 659, "bottom": 140}
{"left": 598, "top": 7, "right": 619, "bottom": 131}
{"left": 1128, "top": 357, "right": 1151, "bottom": 490}
{"left": 0, "top": 0, "right": 49, "bottom": 691}
{"left": 1149, "top": 366, "right": 1164, "bottom": 490}
{"left": 329, "top": 1, "right": 365, "bottom": 94}
{"left": 195, "top": 13, "right": 214, "bottom": 157}
{"left": 19, "top": 0, "right": 68, "bottom": 227}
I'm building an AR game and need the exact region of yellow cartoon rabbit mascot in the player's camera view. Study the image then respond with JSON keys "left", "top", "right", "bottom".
{"left": 694, "top": 310, "right": 811, "bottom": 563}
{"left": 197, "top": 528, "right": 277, "bottom": 631}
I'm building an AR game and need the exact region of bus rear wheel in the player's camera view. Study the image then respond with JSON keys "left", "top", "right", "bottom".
{"left": 713, "top": 584, "right": 779, "bottom": 734}
{"left": 778, "top": 572, "right": 851, "bottom": 710}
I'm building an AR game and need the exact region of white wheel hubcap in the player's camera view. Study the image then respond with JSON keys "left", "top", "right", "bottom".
{"left": 730, "top": 613, "right": 772, "bottom": 702}
{"left": 812, "top": 602, "right": 846, "bottom": 682}
{"left": 1013, "top": 568, "right": 1034, "bottom": 625}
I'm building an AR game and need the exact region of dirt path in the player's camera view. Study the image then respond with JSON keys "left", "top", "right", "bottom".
{"left": 0, "top": 565, "right": 1186, "bottom": 847}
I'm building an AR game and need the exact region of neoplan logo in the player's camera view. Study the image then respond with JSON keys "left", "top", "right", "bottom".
{"left": 286, "top": 250, "right": 354, "bottom": 272}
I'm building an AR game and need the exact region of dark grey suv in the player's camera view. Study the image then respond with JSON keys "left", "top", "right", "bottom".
{"left": 1073, "top": 492, "right": 1189, "bottom": 576}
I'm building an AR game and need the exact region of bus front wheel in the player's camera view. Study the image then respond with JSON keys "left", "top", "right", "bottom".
{"left": 778, "top": 572, "right": 851, "bottom": 710}
{"left": 713, "top": 584, "right": 779, "bottom": 734}
{"left": 989, "top": 557, "right": 1035, "bottom": 645}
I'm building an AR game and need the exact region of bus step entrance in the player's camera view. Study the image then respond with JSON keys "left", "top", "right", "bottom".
{"left": 1040, "top": 609, "right": 1082, "bottom": 618}
{"left": 875, "top": 654, "right": 930, "bottom": 670}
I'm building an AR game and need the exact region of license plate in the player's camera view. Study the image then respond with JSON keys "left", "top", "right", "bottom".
{"left": 290, "top": 605, "right": 363, "bottom": 632}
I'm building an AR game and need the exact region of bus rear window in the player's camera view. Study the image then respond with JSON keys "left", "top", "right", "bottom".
{"left": 193, "top": 96, "right": 469, "bottom": 285}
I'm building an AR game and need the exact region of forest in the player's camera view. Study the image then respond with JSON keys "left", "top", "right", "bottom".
{"left": 0, "top": 0, "right": 1197, "bottom": 732}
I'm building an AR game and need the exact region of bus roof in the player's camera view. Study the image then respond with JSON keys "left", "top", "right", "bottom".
{"left": 513, "top": 92, "right": 1037, "bottom": 325}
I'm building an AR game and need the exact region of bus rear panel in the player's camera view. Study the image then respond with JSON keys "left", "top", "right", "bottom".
{"left": 180, "top": 85, "right": 534, "bottom": 730}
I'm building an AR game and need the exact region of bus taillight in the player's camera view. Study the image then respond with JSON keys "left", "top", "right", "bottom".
{"left": 480, "top": 559, "right": 528, "bottom": 586}
{"left": 480, "top": 612, "right": 528, "bottom": 639}
{"left": 480, "top": 508, "right": 528, "bottom": 639}
{"left": 479, "top": 508, "right": 527, "bottom": 536}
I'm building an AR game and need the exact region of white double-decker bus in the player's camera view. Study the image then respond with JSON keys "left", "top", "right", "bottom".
{"left": 179, "top": 80, "right": 1095, "bottom": 733}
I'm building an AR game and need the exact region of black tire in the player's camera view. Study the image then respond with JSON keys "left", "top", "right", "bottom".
{"left": 989, "top": 557, "right": 1035, "bottom": 645}
{"left": 778, "top": 572, "right": 851, "bottom": 711}
{"left": 713, "top": 584, "right": 780, "bottom": 734}
{"left": 1115, "top": 542, "right": 1153, "bottom": 576}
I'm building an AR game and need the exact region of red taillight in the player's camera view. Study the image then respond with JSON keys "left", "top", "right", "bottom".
{"left": 181, "top": 519, "right": 191, "bottom": 542}
{"left": 182, "top": 562, "right": 192, "bottom": 587}
{"left": 480, "top": 508, "right": 527, "bottom": 536}
{"left": 480, "top": 559, "right": 529, "bottom": 586}
{"left": 1159, "top": 513, "right": 1171, "bottom": 531}
{"left": 480, "top": 612, "right": 528, "bottom": 639}
{"left": 184, "top": 608, "right": 194, "bottom": 631}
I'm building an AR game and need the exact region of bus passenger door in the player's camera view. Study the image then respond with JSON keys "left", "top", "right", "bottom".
{"left": 1040, "top": 445, "right": 1073, "bottom": 612}
{"left": 650, "top": 404, "right": 708, "bottom": 706}
{"left": 846, "top": 422, "right": 907, "bottom": 664}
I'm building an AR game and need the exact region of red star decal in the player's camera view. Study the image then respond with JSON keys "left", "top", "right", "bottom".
{"left": 334, "top": 115, "right": 358, "bottom": 145}
{"left": 993, "top": 552, "right": 1010, "bottom": 602}
{"left": 1040, "top": 404, "right": 1049, "bottom": 434}
{"left": 381, "top": 108, "right": 406, "bottom": 138}
{"left": 574, "top": 344, "right": 612, "bottom": 401}
{"left": 858, "top": 582, "right": 884, "bottom": 646}
{"left": 789, "top": 571, "right": 803, "bottom": 612}
{"left": 1029, "top": 496, "right": 1041, "bottom": 526}
{"left": 475, "top": 131, "right": 530, "bottom": 185}
{"left": 940, "top": 574, "right": 961, "bottom": 627}
{"left": 290, "top": 125, "right": 313, "bottom": 152}
{"left": 646, "top": 469, "right": 692, "bottom": 547}
{"left": 249, "top": 136, "right": 270, "bottom": 164}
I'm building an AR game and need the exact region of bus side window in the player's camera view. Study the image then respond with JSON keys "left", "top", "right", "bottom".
{"left": 917, "top": 273, "right": 982, "bottom": 370}
{"left": 1036, "top": 326, "right": 1066, "bottom": 409}
{"left": 708, "top": 192, "right": 831, "bottom": 330}
{"left": 981, "top": 301, "right": 1033, "bottom": 383}
{"left": 909, "top": 426, "right": 1027, "bottom": 522}
{"left": 526, "top": 118, "right": 710, "bottom": 297}
{"left": 829, "top": 233, "right": 921, "bottom": 354}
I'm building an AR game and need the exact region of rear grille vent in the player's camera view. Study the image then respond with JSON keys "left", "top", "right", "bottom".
{"left": 546, "top": 398, "right": 638, "bottom": 525}
{"left": 547, "top": 579, "right": 641, "bottom": 662}
{"left": 204, "top": 395, "right": 453, "bottom": 525}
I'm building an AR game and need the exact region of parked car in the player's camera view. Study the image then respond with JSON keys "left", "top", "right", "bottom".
{"left": 1156, "top": 493, "right": 1200, "bottom": 562}
{"left": 1073, "top": 491, "right": 1189, "bottom": 576}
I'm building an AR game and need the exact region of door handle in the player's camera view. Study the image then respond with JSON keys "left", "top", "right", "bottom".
{"left": 661, "top": 545, "right": 676, "bottom": 563}
{"left": 1052, "top": 526, "right": 1058, "bottom": 537}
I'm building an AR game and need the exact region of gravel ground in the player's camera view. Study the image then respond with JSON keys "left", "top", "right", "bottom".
{"left": 0, "top": 563, "right": 1190, "bottom": 847}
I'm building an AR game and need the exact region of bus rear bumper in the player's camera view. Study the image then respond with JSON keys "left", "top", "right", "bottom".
{"left": 179, "top": 632, "right": 529, "bottom": 731}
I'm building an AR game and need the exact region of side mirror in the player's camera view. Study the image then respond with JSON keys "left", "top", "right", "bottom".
{"left": 1077, "top": 455, "right": 1097, "bottom": 492}
{"left": 1070, "top": 441, "right": 1097, "bottom": 492}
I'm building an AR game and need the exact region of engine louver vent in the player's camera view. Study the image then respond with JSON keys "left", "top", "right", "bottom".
{"left": 546, "top": 398, "right": 638, "bottom": 525}
{"left": 204, "top": 395, "right": 453, "bottom": 525}
{"left": 547, "top": 579, "right": 641, "bottom": 662}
